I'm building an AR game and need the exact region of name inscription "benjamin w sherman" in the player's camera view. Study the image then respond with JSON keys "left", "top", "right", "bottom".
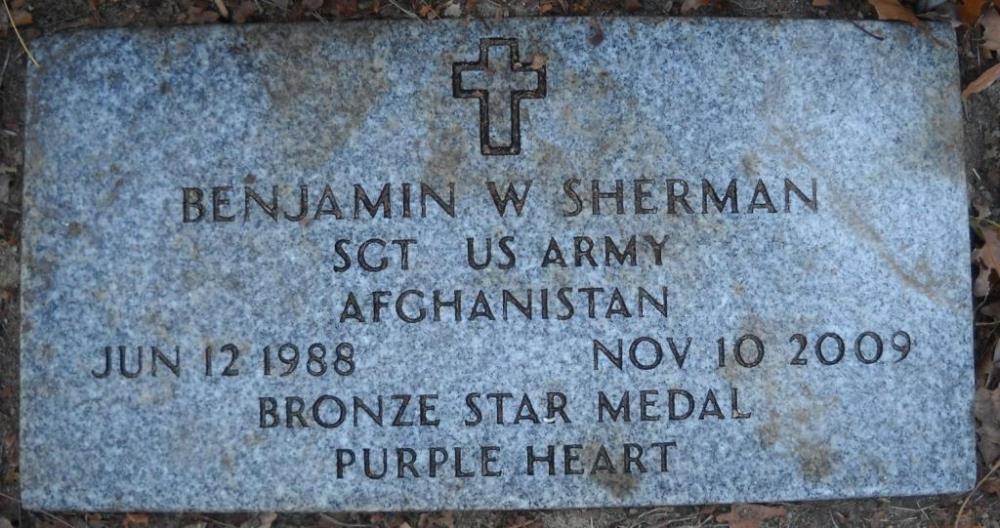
{"left": 180, "top": 177, "right": 818, "bottom": 223}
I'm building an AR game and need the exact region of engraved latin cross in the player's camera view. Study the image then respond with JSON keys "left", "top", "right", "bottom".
{"left": 453, "top": 38, "right": 546, "bottom": 155}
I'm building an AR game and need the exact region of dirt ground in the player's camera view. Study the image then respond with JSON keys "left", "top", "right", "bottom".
{"left": 1, "top": 0, "right": 999, "bottom": 527}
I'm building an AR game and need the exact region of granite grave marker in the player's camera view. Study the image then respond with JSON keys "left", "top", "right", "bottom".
{"left": 21, "top": 18, "right": 975, "bottom": 511}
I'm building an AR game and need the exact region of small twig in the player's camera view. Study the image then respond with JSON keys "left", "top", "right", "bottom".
{"left": 317, "top": 514, "right": 373, "bottom": 528}
{"left": 955, "top": 457, "right": 1000, "bottom": 528}
{"left": 213, "top": 0, "right": 230, "bottom": 18}
{"left": 0, "top": 45, "right": 11, "bottom": 89}
{"left": 506, "top": 518, "right": 539, "bottom": 528}
{"left": 199, "top": 515, "right": 239, "bottom": 528}
{"left": 636, "top": 508, "right": 675, "bottom": 519}
{"left": 849, "top": 19, "right": 885, "bottom": 40}
{"left": 921, "top": 24, "right": 951, "bottom": 49}
{"left": 663, "top": 515, "right": 699, "bottom": 527}
{"left": 974, "top": 218, "right": 1000, "bottom": 229}
{"left": 917, "top": 501, "right": 933, "bottom": 525}
{"left": 729, "top": 0, "right": 768, "bottom": 11}
{"left": 1, "top": 0, "right": 37, "bottom": 67}
{"left": 975, "top": 281, "right": 993, "bottom": 311}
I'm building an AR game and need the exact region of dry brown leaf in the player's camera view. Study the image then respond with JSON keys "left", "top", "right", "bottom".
{"left": 813, "top": 0, "right": 831, "bottom": 6}
{"left": 868, "top": 509, "right": 884, "bottom": 528}
{"left": 976, "top": 265, "right": 993, "bottom": 296}
{"left": 529, "top": 54, "right": 547, "bottom": 70}
{"left": 982, "top": 478, "right": 1000, "bottom": 497}
{"left": 960, "top": 0, "right": 990, "bottom": 25}
{"left": 867, "top": 0, "right": 919, "bottom": 23}
{"left": 417, "top": 4, "right": 437, "bottom": 18}
{"left": 413, "top": 512, "right": 455, "bottom": 528}
{"left": 232, "top": 0, "right": 257, "bottom": 22}
{"left": 717, "top": 504, "right": 786, "bottom": 528}
{"left": 240, "top": 513, "right": 277, "bottom": 528}
{"left": 123, "top": 514, "right": 149, "bottom": 528}
{"left": 504, "top": 516, "right": 537, "bottom": 528}
{"left": 335, "top": 0, "right": 359, "bottom": 16}
{"left": 954, "top": 511, "right": 977, "bottom": 528}
{"left": 8, "top": 9, "right": 31, "bottom": 26}
{"left": 681, "top": 0, "right": 709, "bottom": 13}
{"left": 183, "top": 7, "right": 222, "bottom": 23}
{"left": 983, "top": 6, "right": 1000, "bottom": 49}
{"left": 976, "top": 386, "right": 1000, "bottom": 464}
{"left": 624, "top": 0, "right": 641, "bottom": 12}
{"left": 966, "top": 63, "right": 1000, "bottom": 98}
{"left": 974, "top": 228, "right": 1000, "bottom": 277}
{"left": 539, "top": 1, "right": 555, "bottom": 13}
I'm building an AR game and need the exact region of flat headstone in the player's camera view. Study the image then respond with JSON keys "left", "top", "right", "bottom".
{"left": 21, "top": 18, "right": 974, "bottom": 511}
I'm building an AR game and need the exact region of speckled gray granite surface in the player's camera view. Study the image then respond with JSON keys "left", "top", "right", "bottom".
{"left": 21, "top": 18, "right": 973, "bottom": 511}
